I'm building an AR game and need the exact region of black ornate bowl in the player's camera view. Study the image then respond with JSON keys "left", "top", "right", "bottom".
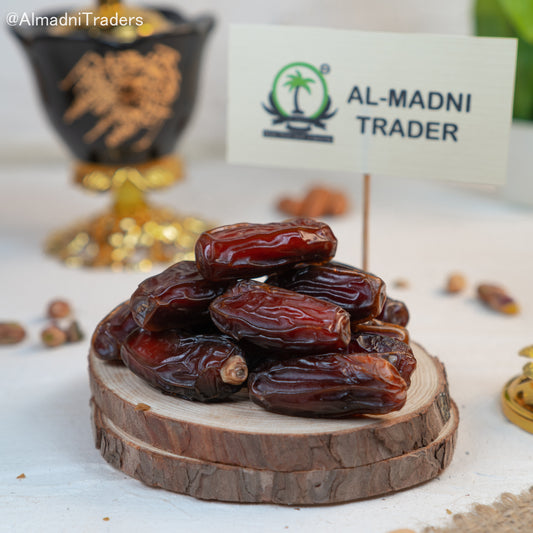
{"left": 12, "top": 7, "right": 214, "bottom": 165}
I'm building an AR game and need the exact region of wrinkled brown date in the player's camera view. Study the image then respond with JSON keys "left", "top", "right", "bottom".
{"left": 349, "top": 333, "right": 416, "bottom": 386}
{"left": 249, "top": 353, "right": 407, "bottom": 418}
{"left": 210, "top": 280, "right": 351, "bottom": 353}
{"left": 120, "top": 330, "right": 248, "bottom": 401}
{"left": 353, "top": 319, "right": 410, "bottom": 344}
{"left": 267, "top": 262, "right": 386, "bottom": 322}
{"left": 91, "top": 301, "right": 139, "bottom": 361}
{"left": 195, "top": 218, "right": 337, "bottom": 281}
{"left": 377, "top": 297, "right": 410, "bottom": 326}
{"left": 130, "top": 261, "right": 230, "bottom": 331}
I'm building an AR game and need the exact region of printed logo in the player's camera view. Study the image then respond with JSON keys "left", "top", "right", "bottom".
{"left": 262, "top": 62, "right": 336, "bottom": 142}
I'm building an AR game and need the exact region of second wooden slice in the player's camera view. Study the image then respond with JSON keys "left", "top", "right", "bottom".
{"left": 89, "top": 342, "right": 454, "bottom": 472}
{"left": 91, "top": 399, "right": 458, "bottom": 505}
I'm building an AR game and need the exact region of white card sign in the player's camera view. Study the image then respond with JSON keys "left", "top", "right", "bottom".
{"left": 227, "top": 25, "right": 517, "bottom": 184}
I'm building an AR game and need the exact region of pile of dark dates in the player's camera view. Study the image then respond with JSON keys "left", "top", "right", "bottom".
{"left": 92, "top": 218, "right": 415, "bottom": 418}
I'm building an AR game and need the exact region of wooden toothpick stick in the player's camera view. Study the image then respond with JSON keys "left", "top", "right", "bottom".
{"left": 362, "top": 173, "right": 371, "bottom": 271}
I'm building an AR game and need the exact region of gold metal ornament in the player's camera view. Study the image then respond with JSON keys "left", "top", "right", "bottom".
{"left": 45, "top": 156, "right": 212, "bottom": 271}
{"left": 12, "top": 0, "right": 215, "bottom": 270}
{"left": 502, "top": 345, "right": 533, "bottom": 434}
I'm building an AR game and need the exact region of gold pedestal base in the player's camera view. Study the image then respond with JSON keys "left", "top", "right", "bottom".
{"left": 502, "top": 376, "right": 533, "bottom": 434}
{"left": 45, "top": 156, "right": 213, "bottom": 270}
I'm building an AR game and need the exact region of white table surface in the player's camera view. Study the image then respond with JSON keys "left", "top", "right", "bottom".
{"left": 1, "top": 152, "right": 533, "bottom": 532}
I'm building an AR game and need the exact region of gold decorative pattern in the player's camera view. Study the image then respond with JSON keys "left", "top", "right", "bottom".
{"left": 45, "top": 208, "right": 213, "bottom": 271}
{"left": 501, "top": 345, "right": 533, "bottom": 434}
{"left": 44, "top": 155, "right": 211, "bottom": 270}
{"left": 74, "top": 155, "right": 183, "bottom": 192}
{"left": 61, "top": 44, "right": 181, "bottom": 151}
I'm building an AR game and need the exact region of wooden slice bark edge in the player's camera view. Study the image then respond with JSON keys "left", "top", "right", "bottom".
{"left": 89, "top": 342, "right": 453, "bottom": 472}
{"left": 91, "top": 400, "right": 459, "bottom": 505}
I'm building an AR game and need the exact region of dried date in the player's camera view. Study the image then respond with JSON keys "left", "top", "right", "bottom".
{"left": 91, "top": 301, "right": 139, "bottom": 361}
{"left": 376, "top": 297, "right": 410, "bottom": 326}
{"left": 195, "top": 218, "right": 337, "bottom": 281}
{"left": 120, "top": 330, "right": 248, "bottom": 402}
{"left": 210, "top": 280, "right": 351, "bottom": 353}
{"left": 353, "top": 319, "right": 410, "bottom": 344}
{"left": 349, "top": 333, "right": 416, "bottom": 385}
{"left": 249, "top": 353, "right": 407, "bottom": 418}
{"left": 130, "top": 261, "right": 230, "bottom": 331}
{"left": 267, "top": 262, "right": 386, "bottom": 322}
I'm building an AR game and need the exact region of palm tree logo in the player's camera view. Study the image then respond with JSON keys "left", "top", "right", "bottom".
{"left": 283, "top": 69, "right": 315, "bottom": 115}
{"left": 262, "top": 62, "right": 336, "bottom": 141}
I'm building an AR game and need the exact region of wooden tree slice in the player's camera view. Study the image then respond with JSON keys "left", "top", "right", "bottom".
{"left": 91, "top": 399, "right": 458, "bottom": 505}
{"left": 89, "top": 343, "right": 454, "bottom": 472}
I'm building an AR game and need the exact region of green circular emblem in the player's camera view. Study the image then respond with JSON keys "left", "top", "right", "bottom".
{"left": 271, "top": 62, "right": 329, "bottom": 119}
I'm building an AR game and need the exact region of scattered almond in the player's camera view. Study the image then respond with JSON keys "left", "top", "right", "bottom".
{"left": 300, "top": 186, "right": 331, "bottom": 218}
{"left": 16, "top": 473, "right": 26, "bottom": 479}
{"left": 277, "top": 185, "right": 349, "bottom": 218}
{"left": 135, "top": 403, "right": 151, "bottom": 412}
{"left": 445, "top": 272, "right": 467, "bottom": 294}
{"left": 277, "top": 197, "right": 303, "bottom": 216}
{"left": 327, "top": 190, "right": 348, "bottom": 215}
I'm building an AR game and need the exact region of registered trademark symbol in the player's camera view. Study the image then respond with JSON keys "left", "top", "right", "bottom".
{"left": 320, "top": 63, "right": 330, "bottom": 75}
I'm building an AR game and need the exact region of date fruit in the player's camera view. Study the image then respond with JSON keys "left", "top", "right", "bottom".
{"left": 130, "top": 261, "right": 230, "bottom": 331}
{"left": 267, "top": 262, "right": 386, "bottom": 322}
{"left": 376, "top": 297, "right": 410, "bottom": 327}
{"left": 353, "top": 319, "right": 410, "bottom": 344}
{"left": 120, "top": 330, "right": 248, "bottom": 401}
{"left": 92, "top": 301, "right": 139, "bottom": 361}
{"left": 249, "top": 353, "right": 407, "bottom": 418}
{"left": 349, "top": 333, "right": 416, "bottom": 385}
{"left": 195, "top": 218, "right": 337, "bottom": 281}
{"left": 210, "top": 280, "right": 351, "bottom": 353}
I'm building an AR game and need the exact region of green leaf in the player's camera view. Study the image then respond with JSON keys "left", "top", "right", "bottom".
{"left": 474, "top": 0, "right": 533, "bottom": 120}
{"left": 474, "top": 0, "right": 516, "bottom": 38}
{"left": 514, "top": 38, "right": 533, "bottom": 119}
{"left": 499, "top": 0, "right": 533, "bottom": 43}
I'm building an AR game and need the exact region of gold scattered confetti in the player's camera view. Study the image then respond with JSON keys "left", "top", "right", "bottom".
{"left": 103, "top": 517, "right": 110, "bottom": 521}
{"left": 16, "top": 473, "right": 26, "bottom": 479}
